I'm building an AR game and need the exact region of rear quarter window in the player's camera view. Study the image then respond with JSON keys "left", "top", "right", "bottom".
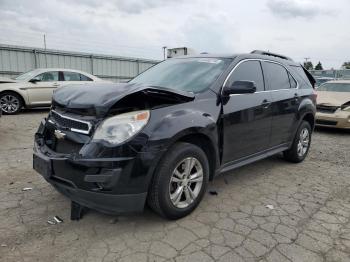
{"left": 289, "top": 65, "right": 314, "bottom": 89}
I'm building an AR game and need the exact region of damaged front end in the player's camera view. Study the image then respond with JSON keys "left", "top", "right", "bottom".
{"left": 33, "top": 83, "right": 194, "bottom": 217}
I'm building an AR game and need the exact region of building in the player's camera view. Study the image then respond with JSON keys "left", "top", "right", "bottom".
{"left": 167, "top": 47, "right": 196, "bottom": 58}
{"left": 0, "top": 44, "right": 159, "bottom": 82}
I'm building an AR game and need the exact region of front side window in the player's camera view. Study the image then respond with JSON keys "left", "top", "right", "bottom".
{"left": 33, "top": 71, "right": 59, "bottom": 82}
{"left": 318, "top": 83, "right": 350, "bottom": 92}
{"left": 226, "top": 60, "right": 265, "bottom": 92}
{"left": 130, "top": 57, "right": 233, "bottom": 93}
{"left": 263, "top": 62, "right": 290, "bottom": 90}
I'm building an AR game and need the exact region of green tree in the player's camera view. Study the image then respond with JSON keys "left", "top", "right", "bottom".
{"left": 303, "top": 61, "right": 314, "bottom": 70}
{"left": 315, "top": 61, "right": 323, "bottom": 70}
{"left": 342, "top": 62, "right": 350, "bottom": 69}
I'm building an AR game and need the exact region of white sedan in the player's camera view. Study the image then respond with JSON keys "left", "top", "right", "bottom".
{"left": 0, "top": 68, "right": 105, "bottom": 114}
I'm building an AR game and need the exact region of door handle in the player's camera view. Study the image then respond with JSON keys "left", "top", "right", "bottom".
{"left": 52, "top": 83, "right": 60, "bottom": 87}
{"left": 261, "top": 99, "right": 271, "bottom": 108}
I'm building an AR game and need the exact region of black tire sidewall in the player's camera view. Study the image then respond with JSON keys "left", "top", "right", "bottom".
{"left": 156, "top": 143, "right": 209, "bottom": 219}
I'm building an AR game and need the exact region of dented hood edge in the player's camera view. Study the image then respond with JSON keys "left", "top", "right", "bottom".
{"left": 52, "top": 82, "right": 195, "bottom": 116}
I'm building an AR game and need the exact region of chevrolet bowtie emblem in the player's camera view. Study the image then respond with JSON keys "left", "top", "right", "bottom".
{"left": 54, "top": 130, "right": 66, "bottom": 139}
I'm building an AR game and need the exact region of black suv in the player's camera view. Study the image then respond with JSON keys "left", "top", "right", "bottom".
{"left": 33, "top": 51, "right": 316, "bottom": 220}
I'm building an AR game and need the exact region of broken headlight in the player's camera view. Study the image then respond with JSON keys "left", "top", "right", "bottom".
{"left": 93, "top": 110, "right": 150, "bottom": 145}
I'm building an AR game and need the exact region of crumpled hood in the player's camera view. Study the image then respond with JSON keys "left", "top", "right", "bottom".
{"left": 52, "top": 82, "right": 194, "bottom": 116}
{"left": 317, "top": 91, "right": 350, "bottom": 107}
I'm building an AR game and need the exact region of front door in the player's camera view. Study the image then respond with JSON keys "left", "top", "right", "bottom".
{"left": 222, "top": 60, "right": 273, "bottom": 164}
{"left": 27, "top": 71, "right": 61, "bottom": 105}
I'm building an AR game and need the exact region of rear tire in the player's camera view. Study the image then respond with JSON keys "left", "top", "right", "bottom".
{"left": 284, "top": 121, "right": 312, "bottom": 163}
{"left": 0, "top": 92, "right": 23, "bottom": 115}
{"left": 147, "top": 142, "right": 209, "bottom": 219}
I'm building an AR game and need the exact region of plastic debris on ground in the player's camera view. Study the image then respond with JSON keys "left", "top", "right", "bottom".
{"left": 22, "top": 187, "right": 33, "bottom": 191}
{"left": 47, "top": 216, "right": 64, "bottom": 225}
{"left": 209, "top": 190, "right": 218, "bottom": 196}
{"left": 265, "top": 204, "right": 275, "bottom": 210}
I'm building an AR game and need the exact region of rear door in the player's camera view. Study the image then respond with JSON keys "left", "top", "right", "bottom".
{"left": 27, "top": 71, "right": 60, "bottom": 105}
{"left": 262, "top": 61, "right": 300, "bottom": 146}
{"left": 222, "top": 60, "right": 273, "bottom": 163}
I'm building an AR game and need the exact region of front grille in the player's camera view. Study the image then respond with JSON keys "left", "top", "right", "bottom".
{"left": 316, "top": 119, "right": 337, "bottom": 126}
{"left": 50, "top": 110, "right": 91, "bottom": 134}
{"left": 316, "top": 105, "right": 339, "bottom": 114}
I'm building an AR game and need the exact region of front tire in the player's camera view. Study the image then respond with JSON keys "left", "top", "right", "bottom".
{"left": 147, "top": 142, "right": 209, "bottom": 219}
{"left": 0, "top": 92, "right": 23, "bottom": 115}
{"left": 284, "top": 120, "right": 312, "bottom": 163}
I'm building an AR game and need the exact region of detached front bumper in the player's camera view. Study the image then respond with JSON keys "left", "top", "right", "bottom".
{"left": 33, "top": 143, "right": 147, "bottom": 214}
{"left": 33, "top": 120, "right": 164, "bottom": 215}
{"left": 316, "top": 111, "right": 350, "bottom": 129}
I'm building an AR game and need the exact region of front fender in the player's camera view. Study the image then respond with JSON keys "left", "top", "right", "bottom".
{"left": 0, "top": 84, "right": 30, "bottom": 106}
{"left": 147, "top": 106, "right": 219, "bottom": 150}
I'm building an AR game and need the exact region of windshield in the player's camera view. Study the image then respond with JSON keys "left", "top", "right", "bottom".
{"left": 318, "top": 83, "right": 350, "bottom": 92}
{"left": 130, "top": 57, "right": 233, "bottom": 93}
{"left": 14, "top": 69, "right": 42, "bottom": 80}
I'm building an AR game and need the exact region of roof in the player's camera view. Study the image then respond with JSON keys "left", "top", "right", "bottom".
{"left": 35, "top": 68, "right": 91, "bottom": 73}
{"left": 173, "top": 51, "right": 300, "bottom": 66}
{"left": 33, "top": 68, "right": 99, "bottom": 79}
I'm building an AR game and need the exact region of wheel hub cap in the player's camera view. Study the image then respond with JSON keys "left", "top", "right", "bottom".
{"left": 169, "top": 157, "right": 203, "bottom": 209}
{"left": 297, "top": 128, "right": 310, "bottom": 157}
{"left": 0, "top": 95, "right": 19, "bottom": 113}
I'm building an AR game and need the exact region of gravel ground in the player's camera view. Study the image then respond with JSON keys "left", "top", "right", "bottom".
{"left": 0, "top": 110, "right": 349, "bottom": 262}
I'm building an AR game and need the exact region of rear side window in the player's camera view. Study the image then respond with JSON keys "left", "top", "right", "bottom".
{"left": 80, "top": 74, "right": 93, "bottom": 81}
{"left": 226, "top": 60, "right": 265, "bottom": 92}
{"left": 63, "top": 72, "right": 92, "bottom": 81}
{"left": 288, "top": 73, "right": 297, "bottom": 89}
{"left": 262, "top": 62, "right": 290, "bottom": 90}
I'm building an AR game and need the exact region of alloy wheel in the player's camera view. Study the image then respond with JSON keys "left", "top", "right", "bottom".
{"left": 0, "top": 94, "right": 20, "bottom": 113}
{"left": 297, "top": 128, "right": 310, "bottom": 157}
{"left": 169, "top": 157, "right": 203, "bottom": 209}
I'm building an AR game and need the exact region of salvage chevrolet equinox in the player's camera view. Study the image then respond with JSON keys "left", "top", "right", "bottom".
{"left": 33, "top": 51, "right": 317, "bottom": 220}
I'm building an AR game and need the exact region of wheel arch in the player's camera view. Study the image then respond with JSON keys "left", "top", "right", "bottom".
{"left": 302, "top": 112, "right": 315, "bottom": 130}
{"left": 171, "top": 131, "right": 219, "bottom": 181}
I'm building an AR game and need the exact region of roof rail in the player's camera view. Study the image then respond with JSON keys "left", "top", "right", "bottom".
{"left": 251, "top": 50, "right": 293, "bottom": 61}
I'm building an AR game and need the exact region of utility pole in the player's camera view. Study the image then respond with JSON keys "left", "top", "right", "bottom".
{"left": 304, "top": 57, "right": 310, "bottom": 63}
{"left": 43, "top": 34, "right": 47, "bottom": 67}
{"left": 43, "top": 34, "right": 47, "bottom": 50}
{"left": 162, "top": 46, "right": 167, "bottom": 60}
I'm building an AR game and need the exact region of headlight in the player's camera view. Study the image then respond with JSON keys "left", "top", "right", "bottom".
{"left": 93, "top": 110, "right": 150, "bottom": 145}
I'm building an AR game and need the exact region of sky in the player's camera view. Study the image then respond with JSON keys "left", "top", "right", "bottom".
{"left": 0, "top": 0, "right": 349, "bottom": 69}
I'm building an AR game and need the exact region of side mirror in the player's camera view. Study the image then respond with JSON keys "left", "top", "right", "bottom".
{"left": 29, "top": 78, "right": 40, "bottom": 83}
{"left": 223, "top": 80, "right": 256, "bottom": 95}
